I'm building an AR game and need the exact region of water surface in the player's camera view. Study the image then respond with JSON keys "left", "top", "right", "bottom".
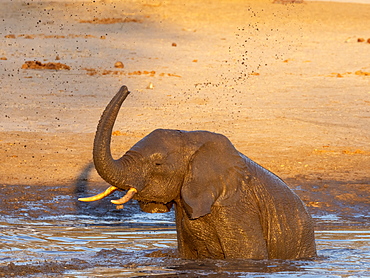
{"left": 0, "top": 185, "right": 369, "bottom": 277}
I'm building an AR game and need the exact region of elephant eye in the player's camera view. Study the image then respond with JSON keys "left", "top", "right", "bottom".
{"left": 155, "top": 162, "right": 162, "bottom": 166}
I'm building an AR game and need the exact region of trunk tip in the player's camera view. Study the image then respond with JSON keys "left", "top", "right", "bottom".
{"left": 119, "top": 85, "right": 130, "bottom": 95}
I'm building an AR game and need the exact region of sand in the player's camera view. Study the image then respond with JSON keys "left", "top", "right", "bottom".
{"left": 0, "top": 0, "right": 369, "bottom": 218}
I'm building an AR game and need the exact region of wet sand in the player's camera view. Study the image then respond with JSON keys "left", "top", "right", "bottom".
{"left": 0, "top": 0, "right": 369, "bottom": 235}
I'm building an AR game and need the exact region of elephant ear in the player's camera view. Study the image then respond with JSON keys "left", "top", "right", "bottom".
{"left": 181, "top": 139, "right": 244, "bottom": 219}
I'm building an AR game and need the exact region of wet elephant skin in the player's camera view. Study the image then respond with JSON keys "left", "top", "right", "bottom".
{"left": 82, "top": 85, "right": 317, "bottom": 260}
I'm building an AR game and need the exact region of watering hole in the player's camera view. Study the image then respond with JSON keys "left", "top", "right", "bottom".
{"left": 0, "top": 185, "right": 369, "bottom": 277}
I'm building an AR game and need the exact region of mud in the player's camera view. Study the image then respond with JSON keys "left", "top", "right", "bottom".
{"left": 21, "top": 61, "right": 71, "bottom": 70}
{"left": 0, "top": 260, "right": 89, "bottom": 277}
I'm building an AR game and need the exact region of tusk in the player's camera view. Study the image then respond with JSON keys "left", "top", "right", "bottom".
{"left": 111, "top": 187, "right": 137, "bottom": 205}
{"left": 78, "top": 186, "right": 118, "bottom": 202}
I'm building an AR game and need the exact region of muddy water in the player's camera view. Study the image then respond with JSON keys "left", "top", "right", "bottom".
{"left": 0, "top": 185, "right": 369, "bottom": 277}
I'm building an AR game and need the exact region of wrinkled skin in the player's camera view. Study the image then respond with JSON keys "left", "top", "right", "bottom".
{"left": 82, "top": 85, "right": 317, "bottom": 260}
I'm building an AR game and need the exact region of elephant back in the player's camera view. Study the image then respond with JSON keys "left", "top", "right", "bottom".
{"left": 242, "top": 154, "right": 317, "bottom": 259}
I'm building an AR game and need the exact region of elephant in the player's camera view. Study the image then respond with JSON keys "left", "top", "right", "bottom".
{"left": 79, "top": 85, "right": 317, "bottom": 260}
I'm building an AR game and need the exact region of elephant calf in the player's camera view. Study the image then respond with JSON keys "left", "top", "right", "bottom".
{"left": 79, "top": 86, "right": 317, "bottom": 260}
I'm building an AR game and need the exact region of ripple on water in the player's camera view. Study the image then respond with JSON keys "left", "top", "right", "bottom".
{"left": 0, "top": 214, "right": 369, "bottom": 277}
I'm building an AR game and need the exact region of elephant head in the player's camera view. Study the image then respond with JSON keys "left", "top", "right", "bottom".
{"left": 79, "top": 85, "right": 243, "bottom": 218}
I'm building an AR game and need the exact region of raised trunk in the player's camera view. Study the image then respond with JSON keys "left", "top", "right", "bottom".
{"left": 93, "top": 85, "right": 130, "bottom": 188}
